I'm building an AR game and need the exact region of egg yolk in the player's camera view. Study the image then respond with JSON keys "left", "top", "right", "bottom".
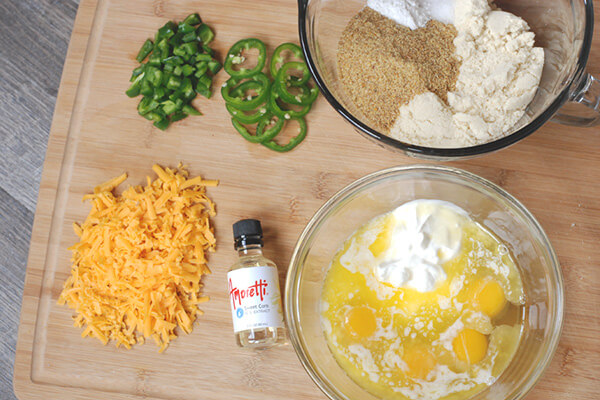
{"left": 345, "top": 306, "right": 377, "bottom": 338}
{"left": 403, "top": 347, "right": 436, "bottom": 380}
{"left": 469, "top": 278, "right": 507, "bottom": 318}
{"left": 453, "top": 328, "right": 488, "bottom": 364}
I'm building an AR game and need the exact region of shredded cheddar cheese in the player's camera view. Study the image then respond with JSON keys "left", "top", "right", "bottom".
{"left": 58, "top": 164, "right": 218, "bottom": 352}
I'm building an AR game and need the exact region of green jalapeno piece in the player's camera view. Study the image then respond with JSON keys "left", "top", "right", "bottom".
{"left": 276, "top": 61, "right": 310, "bottom": 87}
{"left": 275, "top": 63, "right": 319, "bottom": 106}
{"left": 224, "top": 38, "right": 267, "bottom": 78}
{"left": 222, "top": 72, "right": 271, "bottom": 111}
{"left": 269, "top": 43, "right": 305, "bottom": 79}
{"left": 268, "top": 84, "right": 311, "bottom": 119}
{"left": 230, "top": 80, "right": 263, "bottom": 98}
{"left": 262, "top": 116, "right": 307, "bottom": 152}
{"left": 256, "top": 115, "right": 284, "bottom": 142}
{"left": 231, "top": 119, "right": 264, "bottom": 143}
{"left": 226, "top": 81, "right": 271, "bottom": 123}
{"left": 275, "top": 81, "right": 318, "bottom": 106}
{"left": 226, "top": 103, "right": 270, "bottom": 124}
{"left": 231, "top": 114, "right": 283, "bottom": 143}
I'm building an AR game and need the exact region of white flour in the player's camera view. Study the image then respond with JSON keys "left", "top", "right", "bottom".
{"left": 367, "top": 0, "right": 454, "bottom": 30}
{"left": 389, "top": 0, "right": 544, "bottom": 148}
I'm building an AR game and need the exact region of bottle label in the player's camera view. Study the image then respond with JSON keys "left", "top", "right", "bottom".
{"left": 228, "top": 266, "right": 284, "bottom": 333}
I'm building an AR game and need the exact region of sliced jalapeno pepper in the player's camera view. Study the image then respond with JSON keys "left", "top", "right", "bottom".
{"left": 226, "top": 103, "right": 269, "bottom": 124}
{"left": 269, "top": 43, "right": 304, "bottom": 79}
{"left": 226, "top": 80, "right": 271, "bottom": 123}
{"left": 224, "top": 38, "right": 267, "bottom": 78}
{"left": 256, "top": 115, "right": 285, "bottom": 142}
{"left": 268, "top": 84, "right": 311, "bottom": 119}
{"left": 275, "top": 63, "right": 319, "bottom": 106}
{"left": 275, "top": 81, "right": 318, "bottom": 106}
{"left": 231, "top": 114, "right": 283, "bottom": 143}
{"left": 262, "top": 117, "right": 307, "bottom": 152}
{"left": 222, "top": 72, "right": 271, "bottom": 111}
{"left": 277, "top": 61, "right": 310, "bottom": 87}
{"left": 230, "top": 80, "right": 263, "bottom": 98}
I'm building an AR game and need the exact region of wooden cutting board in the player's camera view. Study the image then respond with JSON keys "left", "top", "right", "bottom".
{"left": 13, "top": 0, "right": 600, "bottom": 399}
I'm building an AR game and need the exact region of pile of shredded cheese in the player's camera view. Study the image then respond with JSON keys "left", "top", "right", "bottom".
{"left": 58, "top": 164, "right": 218, "bottom": 352}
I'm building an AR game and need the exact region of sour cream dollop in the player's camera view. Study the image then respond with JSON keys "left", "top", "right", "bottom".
{"left": 375, "top": 200, "right": 467, "bottom": 292}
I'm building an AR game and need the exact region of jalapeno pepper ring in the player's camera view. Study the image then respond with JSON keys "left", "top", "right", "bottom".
{"left": 222, "top": 72, "right": 271, "bottom": 111}
{"left": 226, "top": 103, "right": 269, "bottom": 125}
{"left": 224, "top": 38, "right": 267, "bottom": 78}
{"left": 231, "top": 114, "right": 283, "bottom": 143}
{"left": 275, "top": 81, "right": 318, "bottom": 106}
{"left": 268, "top": 83, "right": 311, "bottom": 119}
{"left": 275, "top": 63, "right": 319, "bottom": 106}
{"left": 230, "top": 80, "right": 263, "bottom": 97}
{"left": 269, "top": 43, "right": 305, "bottom": 79}
{"left": 227, "top": 80, "right": 271, "bottom": 123}
{"left": 256, "top": 115, "right": 285, "bottom": 142}
{"left": 277, "top": 61, "right": 310, "bottom": 87}
{"left": 261, "top": 116, "right": 307, "bottom": 152}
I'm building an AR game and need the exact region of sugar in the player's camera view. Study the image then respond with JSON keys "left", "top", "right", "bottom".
{"left": 367, "top": 0, "right": 455, "bottom": 30}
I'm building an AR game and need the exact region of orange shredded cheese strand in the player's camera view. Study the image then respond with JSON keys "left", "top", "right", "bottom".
{"left": 58, "top": 164, "right": 218, "bottom": 352}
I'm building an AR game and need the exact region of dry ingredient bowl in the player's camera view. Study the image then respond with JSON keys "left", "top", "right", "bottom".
{"left": 298, "top": 0, "right": 597, "bottom": 159}
{"left": 285, "top": 165, "right": 564, "bottom": 400}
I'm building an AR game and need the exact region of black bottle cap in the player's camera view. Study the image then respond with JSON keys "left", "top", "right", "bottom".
{"left": 233, "top": 219, "right": 263, "bottom": 249}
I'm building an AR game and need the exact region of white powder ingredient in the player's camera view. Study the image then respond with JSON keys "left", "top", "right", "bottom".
{"left": 390, "top": 0, "right": 544, "bottom": 148}
{"left": 367, "top": 0, "right": 454, "bottom": 30}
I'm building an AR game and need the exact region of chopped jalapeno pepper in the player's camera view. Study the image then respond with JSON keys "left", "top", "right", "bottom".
{"left": 183, "top": 13, "right": 202, "bottom": 26}
{"left": 182, "top": 31, "right": 197, "bottom": 43}
{"left": 269, "top": 42, "right": 304, "bottom": 79}
{"left": 156, "top": 39, "right": 170, "bottom": 60}
{"left": 127, "top": 13, "right": 219, "bottom": 130}
{"left": 207, "top": 60, "right": 221, "bottom": 74}
{"left": 261, "top": 117, "right": 307, "bottom": 152}
{"left": 153, "top": 118, "right": 170, "bottom": 130}
{"left": 126, "top": 73, "right": 145, "bottom": 97}
{"left": 224, "top": 38, "right": 267, "bottom": 78}
{"left": 195, "top": 53, "right": 213, "bottom": 62}
{"left": 221, "top": 72, "right": 271, "bottom": 111}
{"left": 136, "top": 39, "right": 153, "bottom": 63}
{"left": 183, "top": 104, "right": 202, "bottom": 116}
{"left": 197, "top": 24, "right": 215, "bottom": 45}
{"left": 170, "top": 111, "right": 188, "bottom": 122}
{"left": 195, "top": 85, "right": 212, "bottom": 99}
{"left": 177, "top": 22, "right": 195, "bottom": 34}
{"left": 155, "top": 21, "right": 176, "bottom": 42}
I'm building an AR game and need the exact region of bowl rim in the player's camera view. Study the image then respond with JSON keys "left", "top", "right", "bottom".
{"left": 297, "top": 0, "right": 594, "bottom": 158}
{"left": 284, "top": 164, "right": 564, "bottom": 400}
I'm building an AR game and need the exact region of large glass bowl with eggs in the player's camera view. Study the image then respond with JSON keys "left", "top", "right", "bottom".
{"left": 285, "top": 165, "right": 563, "bottom": 400}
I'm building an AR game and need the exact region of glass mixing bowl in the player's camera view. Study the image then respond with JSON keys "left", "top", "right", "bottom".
{"left": 298, "top": 0, "right": 597, "bottom": 159}
{"left": 285, "top": 165, "right": 564, "bottom": 400}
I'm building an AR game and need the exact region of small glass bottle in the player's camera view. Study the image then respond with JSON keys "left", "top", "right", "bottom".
{"left": 228, "top": 219, "right": 286, "bottom": 348}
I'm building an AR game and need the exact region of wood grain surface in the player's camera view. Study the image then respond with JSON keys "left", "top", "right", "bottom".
{"left": 10, "top": 0, "right": 600, "bottom": 399}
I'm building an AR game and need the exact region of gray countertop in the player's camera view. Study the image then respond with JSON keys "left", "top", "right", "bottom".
{"left": 0, "top": 1, "right": 78, "bottom": 398}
